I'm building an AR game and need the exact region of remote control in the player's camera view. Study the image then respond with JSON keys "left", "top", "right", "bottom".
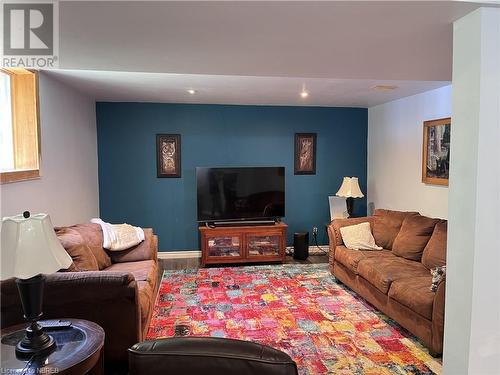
{"left": 38, "top": 320, "right": 72, "bottom": 330}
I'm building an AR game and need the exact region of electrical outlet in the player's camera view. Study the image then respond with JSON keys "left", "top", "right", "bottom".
{"left": 312, "top": 226, "right": 318, "bottom": 236}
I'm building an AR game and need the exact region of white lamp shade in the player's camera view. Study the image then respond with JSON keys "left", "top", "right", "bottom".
{"left": 1, "top": 213, "right": 72, "bottom": 280}
{"left": 336, "top": 177, "right": 364, "bottom": 198}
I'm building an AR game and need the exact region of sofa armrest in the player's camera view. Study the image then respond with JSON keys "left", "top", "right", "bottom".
{"left": 108, "top": 228, "right": 158, "bottom": 264}
{"left": 327, "top": 224, "right": 338, "bottom": 271}
{"left": 1, "top": 271, "right": 142, "bottom": 363}
{"left": 431, "top": 277, "right": 446, "bottom": 354}
{"left": 151, "top": 234, "right": 158, "bottom": 261}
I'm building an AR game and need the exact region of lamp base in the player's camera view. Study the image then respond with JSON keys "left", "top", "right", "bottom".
{"left": 346, "top": 197, "right": 354, "bottom": 217}
{"left": 15, "top": 275, "right": 56, "bottom": 359}
{"left": 15, "top": 321, "right": 56, "bottom": 359}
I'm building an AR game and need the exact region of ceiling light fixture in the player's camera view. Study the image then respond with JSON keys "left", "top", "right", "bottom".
{"left": 300, "top": 83, "right": 309, "bottom": 99}
{"left": 187, "top": 89, "right": 196, "bottom": 95}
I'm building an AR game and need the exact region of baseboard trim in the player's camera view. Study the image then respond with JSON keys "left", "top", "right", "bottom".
{"left": 285, "top": 245, "right": 329, "bottom": 255}
{"left": 158, "top": 246, "right": 329, "bottom": 259}
{"left": 158, "top": 250, "right": 201, "bottom": 259}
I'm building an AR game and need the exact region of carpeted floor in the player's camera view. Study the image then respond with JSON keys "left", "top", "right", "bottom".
{"left": 147, "top": 264, "right": 441, "bottom": 375}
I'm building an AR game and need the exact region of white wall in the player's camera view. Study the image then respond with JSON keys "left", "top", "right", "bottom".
{"left": 0, "top": 72, "right": 99, "bottom": 226}
{"left": 444, "top": 8, "right": 500, "bottom": 375}
{"left": 367, "top": 86, "right": 451, "bottom": 219}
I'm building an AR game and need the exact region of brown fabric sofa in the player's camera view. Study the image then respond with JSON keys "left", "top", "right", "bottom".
{"left": 328, "top": 209, "right": 447, "bottom": 355}
{"left": 0, "top": 223, "right": 159, "bottom": 365}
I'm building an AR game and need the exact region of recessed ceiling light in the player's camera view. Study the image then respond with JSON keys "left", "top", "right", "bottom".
{"left": 300, "top": 91, "right": 309, "bottom": 98}
{"left": 371, "top": 85, "right": 399, "bottom": 91}
{"left": 187, "top": 89, "right": 197, "bottom": 95}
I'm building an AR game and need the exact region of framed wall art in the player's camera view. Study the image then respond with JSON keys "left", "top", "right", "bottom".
{"left": 157, "top": 134, "right": 181, "bottom": 178}
{"left": 422, "top": 118, "right": 451, "bottom": 186}
{"left": 294, "top": 133, "right": 316, "bottom": 175}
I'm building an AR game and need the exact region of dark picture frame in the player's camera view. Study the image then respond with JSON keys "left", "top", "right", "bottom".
{"left": 294, "top": 133, "right": 317, "bottom": 175}
{"left": 422, "top": 118, "right": 451, "bottom": 186}
{"left": 157, "top": 134, "right": 181, "bottom": 178}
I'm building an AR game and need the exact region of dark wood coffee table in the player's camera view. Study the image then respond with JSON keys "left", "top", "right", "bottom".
{"left": 1, "top": 319, "right": 104, "bottom": 375}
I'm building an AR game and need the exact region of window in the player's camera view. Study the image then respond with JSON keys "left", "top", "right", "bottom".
{"left": 0, "top": 73, "right": 14, "bottom": 170}
{"left": 0, "top": 69, "right": 40, "bottom": 184}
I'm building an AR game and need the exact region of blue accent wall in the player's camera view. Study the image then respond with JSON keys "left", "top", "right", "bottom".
{"left": 96, "top": 103, "right": 367, "bottom": 252}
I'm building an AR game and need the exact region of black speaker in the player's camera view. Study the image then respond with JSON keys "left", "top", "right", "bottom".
{"left": 293, "top": 232, "right": 309, "bottom": 260}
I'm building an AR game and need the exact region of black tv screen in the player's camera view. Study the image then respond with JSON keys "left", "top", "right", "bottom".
{"left": 196, "top": 167, "right": 285, "bottom": 222}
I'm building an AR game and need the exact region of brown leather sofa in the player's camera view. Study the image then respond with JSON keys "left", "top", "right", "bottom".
{"left": 0, "top": 223, "right": 159, "bottom": 366}
{"left": 328, "top": 209, "right": 447, "bottom": 355}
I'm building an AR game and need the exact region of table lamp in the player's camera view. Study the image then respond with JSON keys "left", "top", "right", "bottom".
{"left": 1, "top": 212, "right": 72, "bottom": 358}
{"left": 335, "top": 177, "right": 364, "bottom": 217}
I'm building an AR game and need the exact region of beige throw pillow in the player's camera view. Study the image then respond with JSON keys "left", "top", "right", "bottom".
{"left": 339, "top": 222, "right": 383, "bottom": 251}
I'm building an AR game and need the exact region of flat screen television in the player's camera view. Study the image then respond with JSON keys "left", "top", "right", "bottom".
{"left": 196, "top": 167, "right": 285, "bottom": 223}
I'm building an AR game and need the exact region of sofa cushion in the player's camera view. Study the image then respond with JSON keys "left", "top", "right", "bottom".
{"left": 388, "top": 276, "right": 435, "bottom": 320}
{"left": 105, "top": 260, "right": 158, "bottom": 289}
{"left": 422, "top": 221, "right": 448, "bottom": 269}
{"left": 70, "top": 223, "right": 112, "bottom": 269}
{"left": 335, "top": 246, "right": 393, "bottom": 274}
{"left": 392, "top": 215, "right": 440, "bottom": 261}
{"left": 107, "top": 228, "right": 154, "bottom": 263}
{"left": 357, "top": 256, "right": 429, "bottom": 294}
{"left": 56, "top": 227, "right": 99, "bottom": 271}
{"left": 372, "top": 209, "right": 418, "bottom": 249}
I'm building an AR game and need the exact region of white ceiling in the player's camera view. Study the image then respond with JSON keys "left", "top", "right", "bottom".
{"left": 58, "top": 1, "right": 491, "bottom": 80}
{"left": 45, "top": 69, "right": 450, "bottom": 107}
{"left": 49, "top": 1, "right": 497, "bottom": 107}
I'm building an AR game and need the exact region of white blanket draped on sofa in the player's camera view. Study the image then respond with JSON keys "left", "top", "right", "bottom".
{"left": 91, "top": 218, "right": 145, "bottom": 251}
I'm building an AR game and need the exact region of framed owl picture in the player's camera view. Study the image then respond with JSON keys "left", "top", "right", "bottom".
{"left": 157, "top": 134, "right": 181, "bottom": 178}
{"left": 294, "top": 133, "right": 317, "bottom": 175}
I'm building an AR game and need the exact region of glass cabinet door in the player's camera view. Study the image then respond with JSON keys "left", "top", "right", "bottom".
{"left": 247, "top": 234, "right": 280, "bottom": 257}
{"left": 206, "top": 236, "right": 241, "bottom": 257}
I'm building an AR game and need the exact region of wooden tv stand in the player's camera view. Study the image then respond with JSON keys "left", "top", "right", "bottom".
{"left": 199, "top": 222, "right": 288, "bottom": 267}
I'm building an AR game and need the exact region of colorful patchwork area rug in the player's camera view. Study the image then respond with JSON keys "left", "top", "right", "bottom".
{"left": 147, "top": 264, "right": 441, "bottom": 374}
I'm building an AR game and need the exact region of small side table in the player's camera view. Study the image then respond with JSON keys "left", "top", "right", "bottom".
{"left": 1, "top": 319, "right": 105, "bottom": 375}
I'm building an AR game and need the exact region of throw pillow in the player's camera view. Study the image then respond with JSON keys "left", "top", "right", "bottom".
{"left": 371, "top": 209, "right": 419, "bottom": 249}
{"left": 421, "top": 220, "right": 447, "bottom": 269}
{"left": 339, "top": 222, "right": 382, "bottom": 251}
{"left": 69, "top": 223, "right": 112, "bottom": 269}
{"left": 430, "top": 265, "right": 446, "bottom": 292}
{"left": 55, "top": 227, "right": 99, "bottom": 272}
{"left": 392, "top": 214, "right": 440, "bottom": 261}
{"left": 108, "top": 228, "right": 153, "bottom": 263}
